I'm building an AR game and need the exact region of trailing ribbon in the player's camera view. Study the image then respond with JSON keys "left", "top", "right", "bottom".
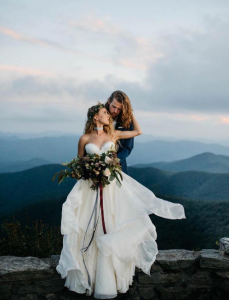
{"left": 99, "top": 182, "right": 107, "bottom": 234}
{"left": 80, "top": 182, "right": 107, "bottom": 293}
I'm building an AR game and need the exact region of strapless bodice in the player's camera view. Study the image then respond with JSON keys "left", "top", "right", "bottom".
{"left": 85, "top": 141, "right": 115, "bottom": 155}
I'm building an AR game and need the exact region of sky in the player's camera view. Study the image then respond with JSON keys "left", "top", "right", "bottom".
{"left": 1, "top": 0, "right": 229, "bottom": 144}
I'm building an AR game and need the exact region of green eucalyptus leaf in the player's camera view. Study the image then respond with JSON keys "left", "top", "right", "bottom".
{"left": 58, "top": 170, "right": 64, "bottom": 183}
{"left": 58, "top": 174, "right": 67, "bottom": 185}
{"left": 52, "top": 172, "right": 59, "bottom": 182}
{"left": 117, "top": 171, "right": 123, "bottom": 181}
{"left": 116, "top": 179, "right": 121, "bottom": 188}
{"left": 109, "top": 175, "right": 115, "bottom": 181}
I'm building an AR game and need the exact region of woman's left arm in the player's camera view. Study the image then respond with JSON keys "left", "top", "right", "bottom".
{"left": 115, "top": 115, "right": 143, "bottom": 140}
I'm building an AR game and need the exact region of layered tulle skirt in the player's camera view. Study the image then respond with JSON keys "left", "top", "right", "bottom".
{"left": 56, "top": 172, "right": 186, "bottom": 298}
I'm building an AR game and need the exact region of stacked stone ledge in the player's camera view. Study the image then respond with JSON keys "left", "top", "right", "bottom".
{"left": 0, "top": 237, "right": 229, "bottom": 300}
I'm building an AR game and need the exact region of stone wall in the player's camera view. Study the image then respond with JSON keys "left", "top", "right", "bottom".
{"left": 1, "top": 238, "right": 229, "bottom": 300}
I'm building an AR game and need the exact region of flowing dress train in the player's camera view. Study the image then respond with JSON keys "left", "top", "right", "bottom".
{"left": 56, "top": 142, "right": 186, "bottom": 298}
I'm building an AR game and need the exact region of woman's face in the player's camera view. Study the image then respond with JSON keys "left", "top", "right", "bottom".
{"left": 95, "top": 108, "right": 110, "bottom": 125}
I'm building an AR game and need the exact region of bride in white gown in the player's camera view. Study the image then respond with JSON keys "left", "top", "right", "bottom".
{"left": 56, "top": 103, "right": 186, "bottom": 299}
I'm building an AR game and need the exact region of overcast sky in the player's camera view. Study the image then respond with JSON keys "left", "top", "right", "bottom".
{"left": 1, "top": 0, "right": 229, "bottom": 143}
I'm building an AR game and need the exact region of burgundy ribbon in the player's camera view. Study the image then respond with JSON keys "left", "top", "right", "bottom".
{"left": 80, "top": 182, "right": 107, "bottom": 293}
{"left": 99, "top": 182, "right": 107, "bottom": 234}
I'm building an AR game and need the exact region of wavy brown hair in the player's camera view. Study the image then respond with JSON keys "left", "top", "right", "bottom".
{"left": 105, "top": 90, "right": 133, "bottom": 129}
{"left": 84, "top": 105, "right": 115, "bottom": 137}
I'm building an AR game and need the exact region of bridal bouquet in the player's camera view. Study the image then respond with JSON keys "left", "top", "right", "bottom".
{"left": 53, "top": 146, "right": 123, "bottom": 190}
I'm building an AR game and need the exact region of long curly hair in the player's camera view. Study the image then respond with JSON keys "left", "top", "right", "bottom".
{"left": 84, "top": 104, "right": 114, "bottom": 136}
{"left": 105, "top": 90, "right": 133, "bottom": 129}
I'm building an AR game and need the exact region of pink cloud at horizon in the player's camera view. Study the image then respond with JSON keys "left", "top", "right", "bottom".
{"left": 136, "top": 110, "right": 211, "bottom": 122}
{"left": 0, "top": 64, "right": 54, "bottom": 76}
{"left": 221, "top": 117, "right": 229, "bottom": 125}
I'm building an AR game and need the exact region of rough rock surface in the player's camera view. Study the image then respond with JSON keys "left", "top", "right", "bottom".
{"left": 219, "top": 237, "right": 229, "bottom": 256}
{"left": 1, "top": 239, "right": 229, "bottom": 300}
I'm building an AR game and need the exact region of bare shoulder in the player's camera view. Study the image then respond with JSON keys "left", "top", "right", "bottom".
{"left": 78, "top": 134, "right": 90, "bottom": 145}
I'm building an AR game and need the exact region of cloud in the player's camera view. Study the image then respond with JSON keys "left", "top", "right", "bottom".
{"left": 0, "top": 75, "right": 112, "bottom": 102}
{"left": 69, "top": 17, "right": 120, "bottom": 36}
{"left": 1, "top": 15, "right": 229, "bottom": 117}
{"left": 138, "top": 15, "right": 229, "bottom": 113}
{"left": 0, "top": 25, "right": 153, "bottom": 71}
{"left": 136, "top": 110, "right": 209, "bottom": 122}
{"left": 69, "top": 15, "right": 163, "bottom": 69}
{"left": 66, "top": 14, "right": 229, "bottom": 114}
{"left": 0, "top": 26, "right": 112, "bottom": 66}
{"left": 221, "top": 117, "right": 229, "bottom": 125}
{"left": 1, "top": 70, "right": 228, "bottom": 139}
{"left": 0, "top": 26, "right": 58, "bottom": 48}
{"left": 0, "top": 65, "right": 54, "bottom": 76}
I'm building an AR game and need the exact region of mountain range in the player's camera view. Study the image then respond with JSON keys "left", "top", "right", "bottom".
{"left": 133, "top": 152, "right": 229, "bottom": 173}
{"left": 129, "top": 167, "right": 229, "bottom": 201}
{"left": 1, "top": 163, "right": 229, "bottom": 223}
{"left": 0, "top": 161, "right": 228, "bottom": 251}
{"left": 0, "top": 158, "right": 52, "bottom": 173}
{"left": 1, "top": 136, "right": 229, "bottom": 166}
{"left": 1, "top": 151, "right": 229, "bottom": 175}
{"left": 2, "top": 173, "right": 228, "bottom": 251}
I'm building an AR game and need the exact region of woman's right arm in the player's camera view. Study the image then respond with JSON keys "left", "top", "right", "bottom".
{"left": 115, "top": 115, "right": 143, "bottom": 140}
{"left": 77, "top": 135, "right": 88, "bottom": 157}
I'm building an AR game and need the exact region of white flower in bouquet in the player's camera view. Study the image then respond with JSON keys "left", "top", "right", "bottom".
{"left": 105, "top": 156, "right": 114, "bottom": 165}
{"left": 103, "top": 168, "right": 111, "bottom": 177}
{"left": 53, "top": 147, "right": 123, "bottom": 190}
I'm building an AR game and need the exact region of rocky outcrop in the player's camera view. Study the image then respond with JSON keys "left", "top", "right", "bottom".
{"left": 1, "top": 238, "right": 229, "bottom": 300}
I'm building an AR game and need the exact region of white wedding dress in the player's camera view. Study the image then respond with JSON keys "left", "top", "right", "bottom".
{"left": 56, "top": 142, "right": 186, "bottom": 299}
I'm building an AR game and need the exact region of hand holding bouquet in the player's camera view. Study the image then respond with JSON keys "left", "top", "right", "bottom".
{"left": 53, "top": 146, "right": 123, "bottom": 190}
